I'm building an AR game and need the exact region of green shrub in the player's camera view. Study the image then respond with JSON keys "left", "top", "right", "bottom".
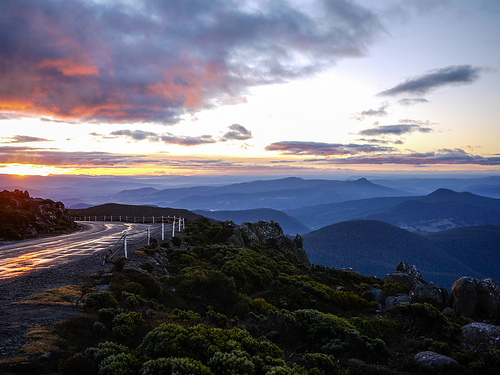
{"left": 208, "top": 350, "right": 255, "bottom": 374}
{"left": 175, "top": 269, "right": 239, "bottom": 313}
{"left": 122, "top": 281, "right": 145, "bottom": 296}
{"left": 86, "top": 291, "right": 118, "bottom": 310}
{"left": 141, "top": 261, "right": 155, "bottom": 273}
{"left": 172, "top": 236, "right": 182, "bottom": 246}
{"left": 99, "top": 352, "right": 141, "bottom": 375}
{"left": 170, "top": 308, "right": 203, "bottom": 324}
{"left": 389, "top": 303, "right": 461, "bottom": 342}
{"left": 141, "top": 357, "right": 214, "bottom": 375}
{"left": 111, "top": 311, "right": 146, "bottom": 341}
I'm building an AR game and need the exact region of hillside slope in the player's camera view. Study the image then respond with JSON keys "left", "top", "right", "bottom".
{"left": 303, "top": 220, "right": 487, "bottom": 289}
{"left": 69, "top": 203, "right": 202, "bottom": 221}
{"left": 0, "top": 190, "right": 77, "bottom": 240}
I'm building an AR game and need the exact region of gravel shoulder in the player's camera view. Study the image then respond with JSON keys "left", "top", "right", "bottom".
{"left": 0, "top": 247, "right": 110, "bottom": 359}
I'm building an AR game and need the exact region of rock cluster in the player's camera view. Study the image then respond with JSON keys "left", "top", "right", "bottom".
{"left": 382, "top": 261, "right": 500, "bottom": 324}
{"left": 0, "top": 189, "right": 77, "bottom": 240}
{"left": 229, "top": 220, "right": 310, "bottom": 266}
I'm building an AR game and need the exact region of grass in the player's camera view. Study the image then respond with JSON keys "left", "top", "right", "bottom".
{"left": 16, "top": 285, "right": 89, "bottom": 306}
{"left": 22, "top": 327, "right": 59, "bottom": 356}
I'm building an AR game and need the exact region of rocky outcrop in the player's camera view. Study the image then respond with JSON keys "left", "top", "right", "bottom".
{"left": 0, "top": 190, "right": 77, "bottom": 241}
{"left": 414, "top": 351, "right": 461, "bottom": 372}
{"left": 450, "top": 277, "right": 500, "bottom": 322}
{"left": 229, "top": 220, "right": 310, "bottom": 266}
{"left": 383, "top": 261, "right": 426, "bottom": 289}
{"left": 462, "top": 322, "right": 500, "bottom": 352}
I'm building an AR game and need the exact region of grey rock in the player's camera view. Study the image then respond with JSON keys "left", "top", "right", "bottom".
{"left": 385, "top": 294, "right": 411, "bottom": 310}
{"left": 383, "top": 272, "right": 420, "bottom": 289}
{"left": 414, "top": 351, "right": 460, "bottom": 371}
{"left": 451, "top": 277, "right": 500, "bottom": 321}
{"left": 369, "top": 288, "right": 386, "bottom": 304}
{"left": 451, "top": 277, "right": 478, "bottom": 318}
{"left": 410, "top": 282, "right": 449, "bottom": 310}
{"left": 462, "top": 322, "right": 500, "bottom": 352}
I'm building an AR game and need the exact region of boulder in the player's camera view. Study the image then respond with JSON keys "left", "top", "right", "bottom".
{"left": 450, "top": 277, "right": 500, "bottom": 322}
{"left": 385, "top": 294, "right": 411, "bottom": 310}
{"left": 410, "top": 282, "right": 449, "bottom": 310}
{"left": 414, "top": 351, "right": 460, "bottom": 372}
{"left": 477, "top": 278, "right": 500, "bottom": 320}
{"left": 369, "top": 288, "right": 386, "bottom": 304}
{"left": 462, "top": 322, "right": 500, "bottom": 352}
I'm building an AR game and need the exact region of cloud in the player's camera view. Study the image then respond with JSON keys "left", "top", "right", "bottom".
{"left": 358, "top": 124, "right": 433, "bottom": 136}
{"left": 398, "top": 98, "right": 429, "bottom": 106}
{"left": 304, "top": 148, "right": 500, "bottom": 166}
{"left": 221, "top": 124, "right": 253, "bottom": 141}
{"left": 378, "top": 65, "right": 483, "bottom": 96}
{"left": 107, "top": 124, "right": 251, "bottom": 145}
{"left": 0, "top": 0, "right": 381, "bottom": 124}
{"left": 160, "top": 134, "right": 216, "bottom": 146}
{"left": 353, "top": 104, "right": 388, "bottom": 121}
{"left": 1, "top": 135, "right": 53, "bottom": 143}
{"left": 265, "top": 141, "right": 395, "bottom": 156}
{"left": 110, "top": 130, "right": 160, "bottom": 142}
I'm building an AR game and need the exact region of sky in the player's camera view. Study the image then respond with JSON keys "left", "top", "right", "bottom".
{"left": 0, "top": 0, "right": 499, "bottom": 177}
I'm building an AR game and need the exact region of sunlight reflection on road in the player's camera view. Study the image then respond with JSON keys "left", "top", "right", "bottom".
{"left": 0, "top": 222, "right": 153, "bottom": 280}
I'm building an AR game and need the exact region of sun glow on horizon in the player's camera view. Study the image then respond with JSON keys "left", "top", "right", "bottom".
{"left": 0, "top": 164, "right": 68, "bottom": 176}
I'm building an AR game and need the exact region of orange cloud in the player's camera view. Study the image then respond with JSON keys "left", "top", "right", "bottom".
{"left": 38, "top": 58, "right": 99, "bottom": 76}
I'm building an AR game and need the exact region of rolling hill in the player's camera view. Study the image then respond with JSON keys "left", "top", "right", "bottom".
{"left": 69, "top": 203, "right": 203, "bottom": 221}
{"left": 194, "top": 208, "right": 311, "bottom": 235}
{"left": 303, "top": 220, "right": 497, "bottom": 289}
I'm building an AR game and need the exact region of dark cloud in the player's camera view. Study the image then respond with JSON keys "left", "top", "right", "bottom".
{"left": 107, "top": 124, "right": 251, "bottom": 145}
{"left": 110, "top": 130, "right": 160, "bottom": 142}
{"left": 353, "top": 105, "right": 388, "bottom": 121}
{"left": 221, "top": 124, "right": 252, "bottom": 141}
{"left": 0, "top": 0, "right": 381, "bottom": 124}
{"left": 265, "top": 141, "right": 395, "bottom": 156}
{"left": 398, "top": 98, "right": 429, "bottom": 106}
{"left": 358, "top": 124, "right": 433, "bottom": 136}
{"left": 160, "top": 134, "right": 216, "bottom": 146}
{"left": 0, "top": 146, "right": 148, "bottom": 166}
{"left": 378, "top": 65, "right": 483, "bottom": 96}
{"left": 304, "top": 149, "right": 500, "bottom": 166}
{"left": 1, "top": 135, "right": 53, "bottom": 143}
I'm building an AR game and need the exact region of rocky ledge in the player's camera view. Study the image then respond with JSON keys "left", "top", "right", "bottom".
{"left": 0, "top": 189, "right": 78, "bottom": 241}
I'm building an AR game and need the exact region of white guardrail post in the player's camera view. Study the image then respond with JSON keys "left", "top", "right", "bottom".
{"left": 162, "top": 222, "right": 165, "bottom": 241}
{"left": 124, "top": 231, "right": 128, "bottom": 258}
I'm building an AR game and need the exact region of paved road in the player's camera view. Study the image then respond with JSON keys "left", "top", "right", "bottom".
{"left": 0, "top": 221, "right": 159, "bottom": 280}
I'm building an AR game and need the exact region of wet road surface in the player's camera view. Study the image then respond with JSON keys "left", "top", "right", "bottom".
{"left": 0, "top": 221, "right": 155, "bottom": 280}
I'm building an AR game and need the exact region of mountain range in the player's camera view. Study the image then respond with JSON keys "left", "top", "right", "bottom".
{"left": 194, "top": 208, "right": 311, "bottom": 235}
{"left": 109, "top": 177, "right": 407, "bottom": 211}
{"left": 285, "top": 188, "right": 500, "bottom": 233}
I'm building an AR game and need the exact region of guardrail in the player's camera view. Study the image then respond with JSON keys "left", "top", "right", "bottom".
{"left": 72, "top": 215, "right": 183, "bottom": 225}
{"left": 73, "top": 216, "right": 185, "bottom": 264}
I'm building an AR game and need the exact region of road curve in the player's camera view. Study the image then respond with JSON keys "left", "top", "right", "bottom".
{"left": 0, "top": 221, "right": 155, "bottom": 280}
